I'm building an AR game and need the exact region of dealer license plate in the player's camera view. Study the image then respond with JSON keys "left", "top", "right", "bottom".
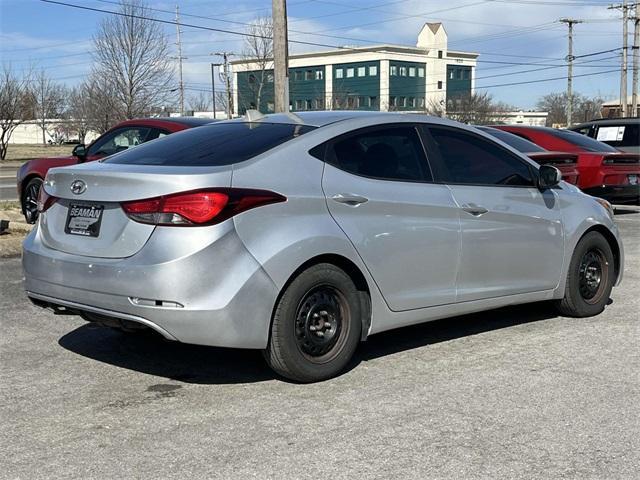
{"left": 65, "top": 203, "right": 104, "bottom": 237}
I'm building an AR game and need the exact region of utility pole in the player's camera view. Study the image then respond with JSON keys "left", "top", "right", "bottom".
{"left": 560, "top": 18, "right": 583, "bottom": 126}
{"left": 610, "top": 2, "right": 630, "bottom": 117}
{"left": 210, "top": 63, "right": 220, "bottom": 119}
{"left": 632, "top": 2, "right": 639, "bottom": 116}
{"left": 272, "top": 0, "right": 289, "bottom": 112}
{"left": 175, "top": 5, "right": 185, "bottom": 116}
{"left": 212, "top": 52, "right": 234, "bottom": 119}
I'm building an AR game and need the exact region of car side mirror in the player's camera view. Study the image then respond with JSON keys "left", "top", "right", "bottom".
{"left": 538, "top": 165, "right": 562, "bottom": 189}
{"left": 72, "top": 144, "right": 86, "bottom": 159}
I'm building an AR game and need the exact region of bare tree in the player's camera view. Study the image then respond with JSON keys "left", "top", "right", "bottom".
{"left": 188, "top": 91, "right": 210, "bottom": 112}
{"left": 536, "top": 91, "right": 604, "bottom": 126}
{"left": 66, "top": 83, "right": 95, "bottom": 143}
{"left": 242, "top": 16, "right": 273, "bottom": 112}
{"left": 92, "top": 0, "right": 175, "bottom": 120}
{"left": 446, "top": 92, "right": 509, "bottom": 125}
{"left": 33, "top": 69, "right": 67, "bottom": 145}
{"left": 0, "top": 65, "right": 33, "bottom": 160}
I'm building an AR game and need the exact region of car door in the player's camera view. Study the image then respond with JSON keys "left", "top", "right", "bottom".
{"left": 320, "top": 124, "right": 461, "bottom": 311}
{"left": 422, "top": 125, "right": 564, "bottom": 302}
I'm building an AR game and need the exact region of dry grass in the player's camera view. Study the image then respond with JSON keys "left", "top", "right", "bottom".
{"left": 2, "top": 144, "right": 75, "bottom": 163}
{"left": 0, "top": 201, "right": 32, "bottom": 257}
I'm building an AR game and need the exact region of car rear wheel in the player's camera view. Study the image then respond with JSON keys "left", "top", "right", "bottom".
{"left": 555, "top": 231, "right": 614, "bottom": 317}
{"left": 264, "top": 263, "right": 362, "bottom": 383}
{"left": 22, "top": 177, "right": 43, "bottom": 224}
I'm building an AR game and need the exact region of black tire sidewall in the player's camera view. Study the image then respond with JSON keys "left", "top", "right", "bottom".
{"left": 23, "top": 177, "right": 43, "bottom": 223}
{"left": 566, "top": 232, "right": 614, "bottom": 316}
{"left": 268, "top": 264, "right": 362, "bottom": 382}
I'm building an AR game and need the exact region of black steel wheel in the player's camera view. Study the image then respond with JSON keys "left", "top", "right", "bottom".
{"left": 264, "top": 263, "right": 363, "bottom": 383}
{"left": 556, "top": 231, "right": 614, "bottom": 317}
{"left": 22, "top": 177, "right": 43, "bottom": 224}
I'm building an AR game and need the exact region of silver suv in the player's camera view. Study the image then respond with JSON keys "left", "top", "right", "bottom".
{"left": 23, "top": 112, "right": 624, "bottom": 382}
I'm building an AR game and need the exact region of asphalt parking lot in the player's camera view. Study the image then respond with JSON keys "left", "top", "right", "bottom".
{"left": 1, "top": 209, "right": 638, "bottom": 479}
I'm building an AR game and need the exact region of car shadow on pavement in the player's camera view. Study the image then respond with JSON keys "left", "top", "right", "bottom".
{"left": 58, "top": 301, "right": 561, "bottom": 385}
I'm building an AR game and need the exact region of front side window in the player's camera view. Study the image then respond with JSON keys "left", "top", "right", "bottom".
{"left": 327, "top": 126, "right": 432, "bottom": 182}
{"left": 426, "top": 127, "right": 535, "bottom": 186}
{"left": 88, "top": 127, "right": 152, "bottom": 157}
{"left": 105, "top": 123, "right": 316, "bottom": 167}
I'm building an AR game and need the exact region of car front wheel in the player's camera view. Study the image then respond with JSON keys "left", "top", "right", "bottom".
{"left": 556, "top": 231, "right": 615, "bottom": 317}
{"left": 264, "top": 263, "right": 362, "bottom": 383}
{"left": 22, "top": 177, "right": 43, "bottom": 224}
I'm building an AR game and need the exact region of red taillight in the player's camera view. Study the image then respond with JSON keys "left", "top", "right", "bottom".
{"left": 121, "top": 189, "right": 286, "bottom": 226}
{"left": 37, "top": 186, "right": 57, "bottom": 213}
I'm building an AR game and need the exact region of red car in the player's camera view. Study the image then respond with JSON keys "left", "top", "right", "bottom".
{"left": 17, "top": 117, "right": 213, "bottom": 223}
{"left": 492, "top": 125, "right": 639, "bottom": 205}
{"left": 478, "top": 126, "right": 580, "bottom": 185}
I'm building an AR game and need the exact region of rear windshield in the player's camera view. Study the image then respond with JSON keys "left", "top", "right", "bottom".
{"left": 478, "top": 127, "right": 545, "bottom": 153}
{"left": 104, "top": 122, "right": 316, "bottom": 166}
{"left": 549, "top": 128, "right": 619, "bottom": 153}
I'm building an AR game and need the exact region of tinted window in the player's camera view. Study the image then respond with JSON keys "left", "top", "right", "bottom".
{"left": 477, "top": 127, "right": 545, "bottom": 153}
{"left": 595, "top": 124, "right": 639, "bottom": 147}
{"left": 105, "top": 122, "right": 315, "bottom": 166}
{"left": 427, "top": 127, "right": 534, "bottom": 186}
{"left": 549, "top": 128, "right": 618, "bottom": 152}
{"left": 328, "top": 126, "right": 431, "bottom": 182}
{"left": 88, "top": 127, "right": 152, "bottom": 157}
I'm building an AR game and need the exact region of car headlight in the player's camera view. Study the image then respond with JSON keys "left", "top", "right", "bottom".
{"left": 595, "top": 198, "right": 615, "bottom": 220}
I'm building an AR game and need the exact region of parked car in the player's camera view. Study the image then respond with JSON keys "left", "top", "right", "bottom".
{"left": 477, "top": 126, "right": 580, "bottom": 185}
{"left": 568, "top": 118, "right": 640, "bottom": 154}
{"left": 492, "top": 125, "right": 639, "bottom": 205}
{"left": 17, "top": 117, "right": 213, "bottom": 223}
{"left": 24, "top": 112, "right": 624, "bottom": 382}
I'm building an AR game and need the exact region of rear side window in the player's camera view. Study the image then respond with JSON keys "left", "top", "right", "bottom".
{"left": 327, "top": 126, "right": 432, "bottom": 182}
{"left": 596, "top": 124, "right": 639, "bottom": 147}
{"left": 426, "top": 127, "right": 535, "bottom": 187}
{"left": 549, "top": 128, "right": 618, "bottom": 152}
{"left": 105, "top": 122, "right": 315, "bottom": 166}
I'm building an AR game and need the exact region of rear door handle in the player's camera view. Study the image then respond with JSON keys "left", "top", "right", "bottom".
{"left": 461, "top": 203, "right": 489, "bottom": 216}
{"left": 331, "top": 193, "right": 369, "bottom": 206}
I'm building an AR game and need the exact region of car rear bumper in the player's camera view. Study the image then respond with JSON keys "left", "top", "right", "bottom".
{"left": 22, "top": 223, "right": 279, "bottom": 349}
{"left": 583, "top": 185, "right": 640, "bottom": 205}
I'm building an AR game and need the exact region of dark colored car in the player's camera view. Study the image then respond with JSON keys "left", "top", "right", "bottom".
{"left": 478, "top": 126, "right": 580, "bottom": 185}
{"left": 569, "top": 118, "right": 640, "bottom": 154}
{"left": 492, "top": 125, "right": 639, "bottom": 205}
{"left": 17, "top": 117, "right": 213, "bottom": 223}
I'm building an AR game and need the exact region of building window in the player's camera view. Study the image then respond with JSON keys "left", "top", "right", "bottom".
{"left": 266, "top": 73, "right": 274, "bottom": 82}
{"left": 438, "top": 50, "right": 443, "bottom": 59}
{"left": 370, "top": 96, "right": 378, "bottom": 108}
{"left": 409, "top": 97, "right": 416, "bottom": 107}
{"left": 267, "top": 101, "right": 274, "bottom": 112}
{"left": 449, "top": 70, "right": 455, "bottom": 80}
{"left": 335, "top": 68, "right": 343, "bottom": 79}
{"left": 358, "top": 66, "right": 366, "bottom": 77}
{"left": 399, "top": 96, "right": 406, "bottom": 107}
{"left": 295, "top": 99, "right": 303, "bottom": 110}
{"left": 457, "top": 70, "right": 463, "bottom": 80}
{"left": 463, "top": 69, "right": 470, "bottom": 80}
{"left": 305, "top": 70, "right": 314, "bottom": 80}
{"left": 418, "top": 97, "right": 425, "bottom": 108}
{"left": 390, "top": 65, "right": 397, "bottom": 76}
{"left": 294, "top": 71, "right": 302, "bottom": 81}
{"left": 399, "top": 66, "right": 407, "bottom": 76}
{"left": 390, "top": 96, "right": 396, "bottom": 107}
{"left": 248, "top": 74, "right": 256, "bottom": 84}
{"left": 315, "top": 98, "right": 324, "bottom": 109}
{"left": 347, "top": 68, "right": 355, "bottom": 78}
{"left": 409, "top": 67, "right": 416, "bottom": 77}
{"left": 306, "top": 99, "right": 313, "bottom": 110}
{"left": 347, "top": 96, "right": 356, "bottom": 108}
{"left": 369, "top": 65, "right": 378, "bottom": 76}
{"left": 438, "top": 80, "right": 443, "bottom": 89}
{"left": 418, "top": 67, "right": 425, "bottom": 77}
{"left": 315, "top": 70, "right": 323, "bottom": 80}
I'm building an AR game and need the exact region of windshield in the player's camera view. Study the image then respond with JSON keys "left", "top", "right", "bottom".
{"left": 549, "top": 128, "right": 619, "bottom": 152}
{"left": 478, "top": 127, "right": 545, "bottom": 153}
{"left": 104, "top": 122, "right": 316, "bottom": 166}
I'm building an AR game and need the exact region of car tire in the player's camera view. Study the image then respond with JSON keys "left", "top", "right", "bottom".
{"left": 264, "top": 263, "right": 362, "bottom": 383}
{"left": 22, "top": 177, "right": 43, "bottom": 224}
{"left": 555, "top": 231, "right": 615, "bottom": 317}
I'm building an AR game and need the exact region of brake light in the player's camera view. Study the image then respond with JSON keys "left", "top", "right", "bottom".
{"left": 121, "top": 188, "right": 286, "bottom": 226}
{"left": 37, "top": 186, "right": 57, "bottom": 213}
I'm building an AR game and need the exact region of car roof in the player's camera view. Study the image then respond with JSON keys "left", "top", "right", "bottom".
{"left": 118, "top": 117, "right": 215, "bottom": 127}
{"left": 571, "top": 118, "right": 640, "bottom": 127}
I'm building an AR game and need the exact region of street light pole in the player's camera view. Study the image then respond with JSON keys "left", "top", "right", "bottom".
{"left": 210, "top": 63, "right": 221, "bottom": 119}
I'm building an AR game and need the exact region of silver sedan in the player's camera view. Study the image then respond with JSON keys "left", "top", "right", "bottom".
{"left": 23, "top": 112, "right": 624, "bottom": 382}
